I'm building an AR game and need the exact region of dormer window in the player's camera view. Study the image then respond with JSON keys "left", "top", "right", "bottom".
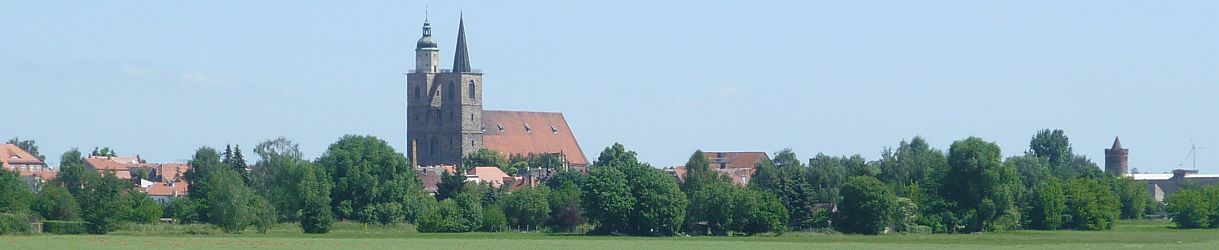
{"left": 551, "top": 124, "right": 558, "bottom": 134}
{"left": 496, "top": 123, "right": 504, "bottom": 132}
{"left": 524, "top": 123, "right": 532, "bottom": 133}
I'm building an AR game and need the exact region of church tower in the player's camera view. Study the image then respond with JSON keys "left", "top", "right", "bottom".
{"left": 1105, "top": 137, "right": 1129, "bottom": 175}
{"left": 407, "top": 15, "right": 484, "bottom": 167}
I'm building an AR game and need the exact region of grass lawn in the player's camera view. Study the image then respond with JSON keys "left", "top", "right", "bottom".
{"left": 2, "top": 220, "right": 1217, "bottom": 249}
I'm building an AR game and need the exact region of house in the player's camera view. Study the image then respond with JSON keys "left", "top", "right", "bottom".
{"left": 1129, "top": 169, "right": 1219, "bottom": 202}
{"left": 666, "top": 151, "right": 769, "bottom": 186}
{"left": 481, "top": 111, "right": 590, "bottom": 171}
{"left": 1, "top": 144, "right": 55, "bottom": 190}
{"left": 467, "top": 166, "right": 511, "bottom": 188}
{"left": 417, "top": 165, "right": 457, "bottom": 194}
{"left": 85, "top": 155, "right": 191, "bottom": 198}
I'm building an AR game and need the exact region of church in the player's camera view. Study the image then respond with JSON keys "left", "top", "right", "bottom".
{"left": 405, "top": 16, "right": 589, "bottom": 171}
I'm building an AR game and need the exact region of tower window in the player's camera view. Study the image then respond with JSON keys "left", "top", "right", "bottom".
{"left": 413, "top": 86, "right": 420, "bottom": 99}
{"left": 468, "top": 81, "right": 475, "bottom": 99}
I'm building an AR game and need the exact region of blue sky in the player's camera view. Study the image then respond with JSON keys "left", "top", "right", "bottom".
{"left": 2, "top": 1, "right": 1217, "bottom": 173}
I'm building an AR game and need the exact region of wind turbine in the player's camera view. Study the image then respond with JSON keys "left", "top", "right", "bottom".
{"left": 1187, "top": 136, "right": 1204, "bottom": 171}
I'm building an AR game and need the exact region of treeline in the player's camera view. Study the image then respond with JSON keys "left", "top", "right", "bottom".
{"left": 0, "top": 129, "right": 1211, "bottom": 236}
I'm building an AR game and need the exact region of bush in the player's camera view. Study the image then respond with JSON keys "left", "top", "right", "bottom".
{"left": 0, "top": 213, "right": 29, "bottom": 234}
{"left": 481, "top": 205, "right": 508, "bottom": 232}
{"left": 32, "top": 185, "right": 79, "bottom": 221}
{"left": 43, "top": 220, "right": 85, "bottom": 234}
{"left": 1063, "top": 178, "right": 1120, "bottom": 230}
{"left": 166, "top": 198, "right": 200, "bottom": 224}
{"left": 1165, "top": 188, "right": 1210, "bottom": 229}
{"left": 835, "top": 176, "right": 895, "bottom": 235}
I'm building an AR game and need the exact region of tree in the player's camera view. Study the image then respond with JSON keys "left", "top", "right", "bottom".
{"left": 166, "top": 197, "right": 199, "bottom": 224}
{"left": 1029, "top": 129, "right": 1073, "bottom": 168}
{"left": 942, "top": 137, "right": 1022, "bottom": 232}
{"left": 731, "top": 187, "right": 789, "bottom": 235}
{"left": 6, "top": 137, "right": 45, "bottom": 162}
{"left": 231, "top": 145, "right": 250, "bottom": 185}
{"left": 317, "top": 135, "right": 417, "bottom": 223}
{"left": 57, "top": 149, "right": 87, "bottom": 197}
{"left": 299, "top": 163, "right": 334, "bottom": 234}
{"left": 1026, "top": 178, "right": 1066, "bottom": 230}
{"left": 687, "top": 180, "right": 740, "bottom": 235}
{"left": 435, "top": 171, "right": 467, "bottom": 201}
{"left": 481, "top": 205, "right": 508, "bottom": 232}
{"left": 580, "top": 166, "right": 634, "bottom": 234}
{"left": 79, "top": 172, "right": 127, "bottom": 234}
{"left": 680, "top": 150, "right": 727, "bottom": 195}
{"left": 627, "top": 165, "right": 687, "bottom": 236}
{"left": 121, "top": 191, "right": 163, "bottom": 224}
{"left": 90, "top": 147, "right": 117, "bottom": 157}
{"left": 547, "top": 179, "right": 586, "bottom": 233}
{"left": 32, "top": 185, "right": 79, "bottom": 221}
{"left": 1006, "top": 154, "right": 1052, "bottom": 192}
{"left": 1165, "top": 188, "right": 1209, "bottom": 229}
{"left": 502, "top": 186, "right": 550, "bottom": 230}
{"left": 0, "top": 169, "right": 32, "bottom": 213}
{"left": 835, "top": 176, "right": 895, "bottom": 235}
{"left": 1062, "top": 178, "right": 1120, "bottom": 230}
{"left": 464, "top": 148, "right": 508, "bottom": 174}
{"left": 251, "top": 138, "right": 327, "bottom": 223}
{"left": 1110, "top": 177, "right": 1149, "bottom": 220}
{"left": 752, "top": 149, "right": 816, "bottom": 229}
{"left": 202, "top": 167, "right": 264, "bottom": 233}
{"left": 527, "top": 153, "right": 564, "bottom": 170}
{"left": 877, "top": 137, "right": 947, "bottom": 196}
{"left": 185, "top": 147, "right": 224, "bottom": 223}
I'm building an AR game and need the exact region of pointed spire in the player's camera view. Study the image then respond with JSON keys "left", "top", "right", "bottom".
{"left": 1111, "top": 137, "right": 1123, "bottom": 149}
{"left": 452, "top": 13, "right": 472, "bottom": 73}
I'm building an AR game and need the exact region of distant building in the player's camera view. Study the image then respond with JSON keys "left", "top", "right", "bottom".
{"left": 666, "top": 151, "right": 770, "bottom": 186}
{"left": 85, "top": 155, "right": 190, "bottom": 200}
{"left": 1, "top": 144, "right": 55, "bottom": 190}
{"left": 1105, "top": 137, "right": 1129, "bottom": 175}
{"left": 1112, "top": 138, "right": 1219, "bottom": 202}
{"left": 405, "top": 15, "right": 587, "bottom": 170}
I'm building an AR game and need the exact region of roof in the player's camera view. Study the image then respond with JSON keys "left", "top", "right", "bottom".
{"left": 18, "top": 170, "right": 57, "bottom": 181}
{"left": 417, "top": 165, "right": 457, "bottom": 193}
{"left": 156, "top": 163, "right": 190, "bottom": 181}
{"left": 703, "top": 151, "right": 769, "bottom": 169}
{"left": 1111, "top": 137, "right": 1123, "bottom": 149}
{"left": 482, "top": 110, "right": 589, "bottom": 166}
{"left": 452, "top": 15, "right": 471, "bottom": 73}
{"left": 0, "top": 144, "right": 44, "bottom": 166}
{"left": 85, "top": 156, "right": 143, "bottom": 171}
{"left": 144, "top": 181, "right": 189, "bottom": 197}
{"left": 468, "top": 166, "right": 510, "bottom": 188}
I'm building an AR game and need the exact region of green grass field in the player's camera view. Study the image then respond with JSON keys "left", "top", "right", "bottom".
{"left": 2, "top": 220, "right": 1217, "bottom": 249}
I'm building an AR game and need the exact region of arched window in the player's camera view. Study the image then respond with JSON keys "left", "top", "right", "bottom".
{"left": 468, "top": 81, "right": 476, "bottom": 99}
{"left": 448, "top": 83, "right": 455, "bottom": 99}
{"left": 413, "top": 86, "right": 420, "bottom": 99}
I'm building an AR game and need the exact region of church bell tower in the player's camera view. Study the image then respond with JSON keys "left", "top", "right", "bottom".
{"left": 407, "top": 14, "right": 484, "bottom": 167}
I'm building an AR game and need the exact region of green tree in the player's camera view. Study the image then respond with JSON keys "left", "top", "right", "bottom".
{"left": 481, "top": 205, "right": 508, "bottom": 232}
{"left": 184, "top": 147, "right": 224, "bottom": 223}
{"left": 580, "top": 166, "right": 634, "bottom": 234}
{"left": 299, "top": 163, "right": 334, "bottom": 234}
{"left": 877, "top": 137, "right": 947, "bottom": 196}
{"left": 942, "top": 137, "right": 1022, "bottom": 232}
{"left": 547, "top": 179, "right": 586, "bottom": 233}
{"left": 251, "top": 138, "right": 329, "bottom": 223}
{"left": 435, "top": 171, "right": 467, "bottom": 201}
{"left": 90, "top": 147, "right": 118, "bottom": 157}
{"left": 581, "top": 143, "right": 688, "bottom": 236}
{"left": 79, "top": 172, "right": 127, "bottom": 234}
{"left": 1029, "top": 129, "right": 1073, "bottom": 168}
{"left": 6, "top": 137, "right": 45, "bottom": 162}
{"left": 731, "top": 187, "right": 789, "bottom": 235}
{"left": 752, "top": 149, "right": 815, "bottom": 229}
{"left": 627, "top": 165, "right": 687, "bottom": 236}
{"left": 687, "top": 180, "right": 740, "bottom": 235}
{"left": 317, "top": 135, "right": 417, "bottom": 223}
{"left": 56, "top": 149, "right": 88, "bottom": 197}
{"left": 527, "top": 153, "right": 564, "bottom": 170}
{"left": 1026, "top": 178, "right": 1066, "bottom": 230}
{"left": 502, "top": 186, "right": 550, "bottom": 231}
{"left": 1110, "top": 177, "right": 1149, "bottom": 219}
{"left": 121, "top": 191, "right": 163, "bottom": 224}
{"left": 464, "top": 148, "right": 508, "bottom": 174}
{"left": 32, "top": 185, "right": 79, "bottom": 221}
{"left": 1006, "top": 154, "right": 1052, "bottom": 192}
{"left": 1164, "top": 188, "right": 1209, "bottom": 229}
{"left": 1063, "top": 178, "right": 1120, "bottom": 230}
{"left": 204, "top": 168, "right": 255, "bottom": 233}
{"left": 0, "top": 169, "right": 32, "bottom": 213}
{"left": 165, "top": 197, "right": 199, "bottom": 224}
{"left": 835, "top": 176, "right": 895, "bottom": 235}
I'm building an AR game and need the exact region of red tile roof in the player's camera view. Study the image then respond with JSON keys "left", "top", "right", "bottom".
{"left": 143, "top": 181, "right": 189, "bottom": 197}
{"left": 469, "top": 166, "right": 510, "bottom": 188}
{"left": 704, "top": 152, "right": 768, "bottom": 170}
{"left": 482, "top": 110, "right": 589, "bottom": 166}
{"left": 0, "top": 144, "right": 44, "bottom": 166}
{"left": 85, "top": 156, "right": 143, "bottom": 171}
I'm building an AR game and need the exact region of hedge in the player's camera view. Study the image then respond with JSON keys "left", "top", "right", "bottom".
{"left": 44, "top": 220, "right": 86, "bottom": 234}
{"left": 0, "top": 213, "right": 29, "bottom": 234}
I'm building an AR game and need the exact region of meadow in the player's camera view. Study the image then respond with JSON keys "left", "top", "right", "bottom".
{"left": 1, "top": 220, "right": 1216, "bottom": 249}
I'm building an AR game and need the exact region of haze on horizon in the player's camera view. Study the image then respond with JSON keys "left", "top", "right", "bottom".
{"left": 2, "top": 1, "right": 1216, "bottom": 174}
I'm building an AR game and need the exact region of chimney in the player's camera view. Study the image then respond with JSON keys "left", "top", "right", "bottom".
{"left": 410, "top": 140, "right": 419, "bottom": 169}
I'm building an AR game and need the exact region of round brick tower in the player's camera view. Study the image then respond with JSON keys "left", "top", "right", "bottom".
{"left": 1104, "top": 137, "right": 1129, "bottom": 175}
